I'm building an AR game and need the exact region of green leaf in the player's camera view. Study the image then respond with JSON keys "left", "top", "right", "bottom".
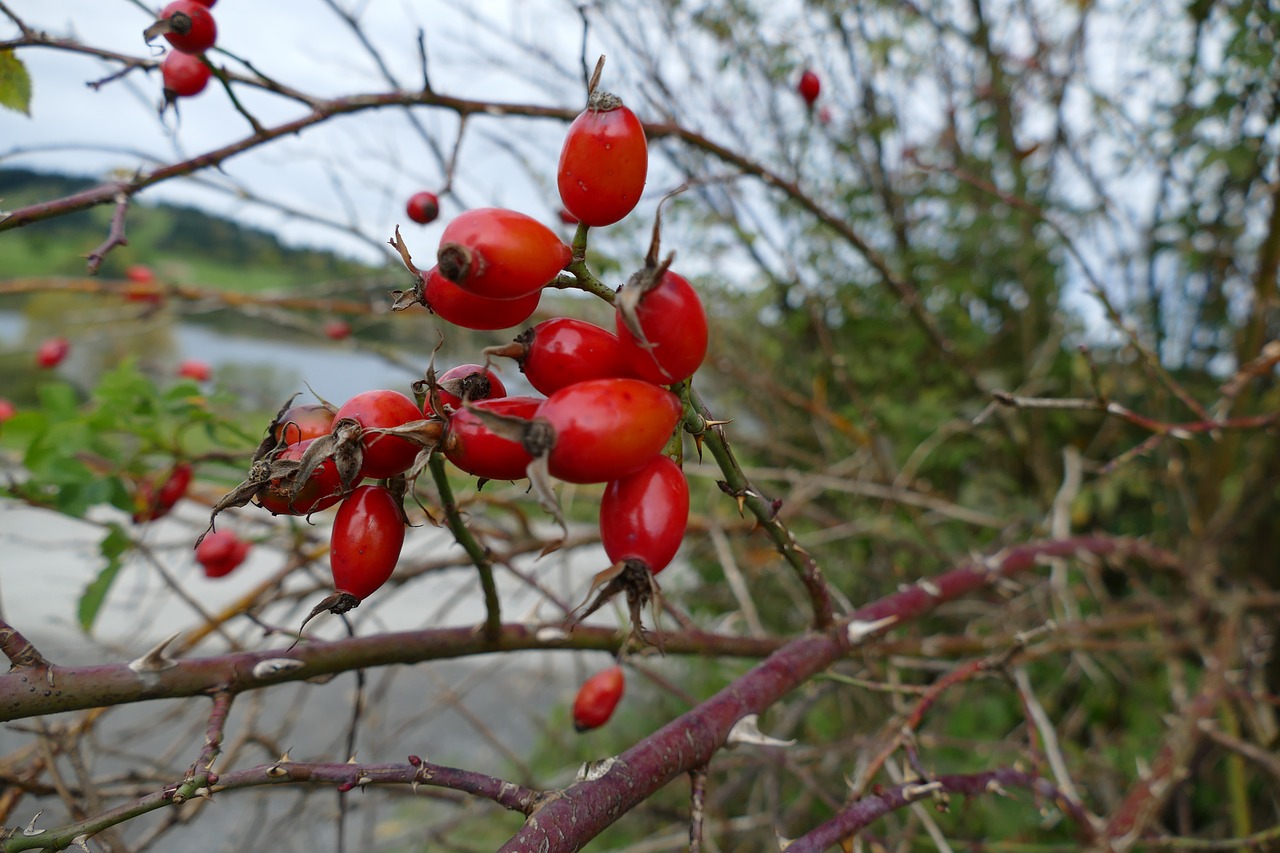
{"left": 0, "top": 50, "right": 32, "bottom": 116}
{"left": 37, "top": 381, "right": 79, "bottom": 416}
{"left": 79, "top": 524, "right": 133, "bottom": 633}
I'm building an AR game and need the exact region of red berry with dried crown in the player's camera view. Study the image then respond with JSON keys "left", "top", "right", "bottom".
{"left": 558, "top": 91, "right": 648, "bottom": 227}
{"left": 485, "top": 318, "right": 634, "bottom": 397}
{"left": 443, "top": 396, "right": 541, "bottom": 482}
{"left": 333, "top": 390, "right": 422, "bottom": 480}
{"left": 154, "top": 0, "right": 217, "bottom": 55}
{"left": 600, "top": 455, "right": 689, "bottom": 576}
{"left": 329, "top": 484, "right": 405, "bottom": 601}
{"left": 421, "top": 266, "right": 542, "bottom": 331}
{"left": 615, "top": 268, "right": 708, "bottom": 385}
{"left": 436, "top": 208, "right": 571, "bottom": 300}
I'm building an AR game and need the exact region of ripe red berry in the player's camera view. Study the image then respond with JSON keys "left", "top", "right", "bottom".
{"left": 557, "top": 208, "right": 578, "bottom": 226}
{"left": 558, "top": 93, "right": 648, "bottom": 227}
{"left": 333, "top": 390, "right": 422, "bottom": 480}
{"left": 196, "top": 530, "right": 250, "bottom": 578}
{"left": 257, "top": 438, "right": 345, "bottom": 516}
{"left": 486, "top": 318, "right": 634, "bottom": 397}
{"left": 534, "top": 378, "right": 681, "bottom": 485}
{"left": 431, "top": 364, "right": 507, "bottom": 415}
{"left": 329, "top": 484, "right": 405, "bottom": 601}
{"left": 273, "top": 403, "right": 336, "bottom": 446}
{"left": 0, "top": 399, "right": 15, "bottom": 424}
{"left": 324, "top": 319, "right": 352, "bottom": 340}
{"left": 177, "top": 359, "right": 211, "bottom": 382}
{"left": 798, "top": 69, "right": 821, "bottom": 107}
{"left": 437, "top": 208, "right": 572, "bottom": 300}
{"left": 420, "top": 265, "right": 542, "bottom": 331}
{"left": 443, "top": 396, "right": 541, "bottom": 481}
{"left": 615, "top": 269, "right": 708, "bottom": 385}
{"left": 600, "top": 456, "right": 689, "bottom": 576}
{"left": 162, "top": 50, "right": 211, "bottom": 98}
{"left": 126, "top": 264, "right": 156, "bottom": 284}
{"left": 35, "top": 337, "right": 69, "bottom": 369}
{"left": 156, "top": 1, "right": 217, "bottom": 55}
{"left": 132, "top": 463, "right": 194, "bottom": 523}
{"left": 124, "top": 264, "right": 162, "bottom": 302}
{"left": 572, "top": 666, "right": 625, "bottom": 732}
{"left": 406, "top": 191, "right": 440, "bottom": 225}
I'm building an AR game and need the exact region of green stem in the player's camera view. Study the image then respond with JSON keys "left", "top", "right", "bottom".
{"left": 560, "top": 220, "right": 614, "bottom": 303}
{"left": 428, "top": 453, "right": 501, "bottom": 640}
{"left": 681, "top": 386, "right": 834, "bottom": 628}
{"left": 1220, "top": 700, "right": 1252, "bottom": 839}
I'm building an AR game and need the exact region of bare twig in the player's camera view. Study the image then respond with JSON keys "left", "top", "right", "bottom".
{"left": 84, "top": 192, "right": 130, "bottom": 275}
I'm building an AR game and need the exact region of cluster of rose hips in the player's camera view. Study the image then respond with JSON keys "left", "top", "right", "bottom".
{"left": 196, "top": 62, "right": 699, "bottom": 728}
{"left": 148, "top": 0, "right": 219, "bottom": 101}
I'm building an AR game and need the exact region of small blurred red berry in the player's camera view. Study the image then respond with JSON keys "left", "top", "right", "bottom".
{"left": 324, "top": 319, "right": 352, "bottom": 340}
{"left": 557, "top": 208, "right": 578, "bottom": 225}
{"left": 196, "top": 530, "right": 251, "bottom": 578}
{"left": 178, "top": 359, "right": 212, "bottom": 381}
{"left": 36, "top": 337, "right": 69, "bottom": 369}
{"left": 126, "top": 265, "right": 156, "bottom": 284}
{"left": 798, "top": 69, "right": 821, "bottom": 107}
{"left": 0, "top": 398, "right": 15, "bottom": 423}
{"left": 406, "top": 191, "right": 439, "bottom": 225}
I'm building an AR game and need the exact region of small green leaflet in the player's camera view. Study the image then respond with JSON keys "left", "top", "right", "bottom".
{"left": 0, "top": 50, "right": 32, "bottom": 116}
{"left": 79, "top": 524, "right": 133, "bottom": 633}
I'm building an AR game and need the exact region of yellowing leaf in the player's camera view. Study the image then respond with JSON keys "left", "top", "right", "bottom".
{"left": 0, "top": 50, "right": 32, "bottom": 116}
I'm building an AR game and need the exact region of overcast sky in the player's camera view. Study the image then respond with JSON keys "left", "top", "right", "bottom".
{"left": 2, "top": 0, "right": 591, "bottom": 265}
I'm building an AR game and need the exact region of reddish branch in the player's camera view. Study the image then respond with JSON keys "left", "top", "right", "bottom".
{"left": 1094, "top": 613, "right": 1238, "bottom": 851}
{"left": 0, "top": 623, "right": 783, "bottom": 722}
{"left": 84, "top": 193, "right": 129, "bottom": 274}
{"left": 993, "top": 390, "right": 1280, "bottom": 437}
{"left": 497, "top": 535, "right": 1175, "bottom": 852}
{"left": 0, "top": 619, "right": 50, "bottom": 672}
{"left": 786, "top": 768, "right": 1094, "bottom": 852}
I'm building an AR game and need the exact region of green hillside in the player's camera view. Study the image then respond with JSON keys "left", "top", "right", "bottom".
{"left": 0, "top": 169, "right": 381, "bottom": 290}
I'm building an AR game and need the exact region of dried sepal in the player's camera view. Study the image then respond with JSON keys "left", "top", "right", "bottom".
{"left": 564, "top": 559, "right": 663, "bottom": 648}
{"left": 253, "top": 393, "right": 301, "bottom": 463}
{"left": 524, "top": 452, "right": 565, "bottom": 534}
{"left": 388, "top": 226, "right": 428, "bottom": 311}
{"left": 291, "top": 417, "right": 363, "bottom": 500}
{"left": 196, "top": 459, "right": 276, "bottom": 547}
{"left": 297, "top": 591, "right": 361, "bottom": 635}
{"left": 361, "top": 418, "right": 446, "bottom": 448}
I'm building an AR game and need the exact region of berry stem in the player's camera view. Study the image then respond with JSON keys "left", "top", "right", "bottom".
{"left": 681, "top": 385, "right": 834, "bottom": 628}
{"left": 427, "top": 452, "right": 501, "bottom": 640}
{"left": 562, "top": 222, "right": 616, "bottom": 303}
